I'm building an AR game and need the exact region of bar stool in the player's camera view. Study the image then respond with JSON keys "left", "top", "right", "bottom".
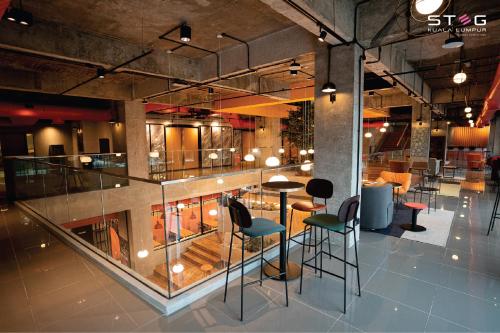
{"left": 287, "top": 179, "right": 334, "bottom": 263}
{"left": 299, "top": 195, "right": 361, "bottom": 313}
{"left": 224, "top": 198, "right": 288, "bottom": 321}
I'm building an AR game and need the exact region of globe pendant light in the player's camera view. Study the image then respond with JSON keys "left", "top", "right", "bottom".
{"left": 172, "top": 263, "right": 184, "bottom": 273}
{"left": 468, "top": 119, "right": 474, "bottom": 124}
{"left": 265, "top": 156, "right": 280, "bottom": 167}
{"left": 453, "top": 71, "right": 467, "bottom": 84}
{"left": 244, "top": 153, "right": 255, "bottom": 162}
{"left": 301, "top": 160, "right": 312, "bottom": 172}
{"left": 278, "top": 148, "right": 285, "bottom": 154}
{"left": 383, "top": 120, "right": 390, "bottom": 127}
{"left": 307, "top": 148, "right": 314, "bottom": 154}
{"left": 364, "top": 131, "right": 373, "bottom": 138}
{"left": 470, "top": 122, "right": 474, "bottom": 127}
{"left": 466, "top": 113, "right": 472, "bottom": 118}
{"left": 464, "top": 106, "right": 471, "bottom": 113}
{"left": 299, "top": 149, "right": 307, "bottom": 156}
{"left": 269, "top": 174, "right": 288, "bottom": 182}
{"left": 415, "top": 0, "right": 443, "bottom": 15}
{"left": 380, "top": 127, "right": 387, "bottom": 133}
{"left": 208, "top": 152, "right": 218, "bottom": 160}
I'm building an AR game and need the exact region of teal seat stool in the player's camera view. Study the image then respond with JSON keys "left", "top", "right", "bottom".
{"left": 299, "top": 195, "right": 361, "bottom": 313}
{"left": 224, "top": 197, "right": 288, "bottom": 321}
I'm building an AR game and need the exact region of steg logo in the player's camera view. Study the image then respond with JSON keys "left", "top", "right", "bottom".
{"left": 426, "top": 14, "right": 487, "bottom": 36}
{"left": 428, "top": 14, "right": 487, "bottom": 26}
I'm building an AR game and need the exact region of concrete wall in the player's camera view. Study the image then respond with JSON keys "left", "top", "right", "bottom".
{"left": 81, "top": 121, "right": 114, "bottom": 153}
{"left": 33, "top": 125, "right": 74, "bottom": 156}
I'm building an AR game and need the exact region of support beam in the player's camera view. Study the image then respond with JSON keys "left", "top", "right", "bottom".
{"left": 432, "top": 84, "right": 491, "bottom": 104}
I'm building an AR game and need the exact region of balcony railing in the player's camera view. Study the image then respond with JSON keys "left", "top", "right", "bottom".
{"left": 6, "top": 156, "right": 313, "bottom": 300}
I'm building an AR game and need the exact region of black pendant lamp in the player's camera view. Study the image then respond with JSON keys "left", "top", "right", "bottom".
{"left": 322, "top": 45, "right": 336, "bottom": 93}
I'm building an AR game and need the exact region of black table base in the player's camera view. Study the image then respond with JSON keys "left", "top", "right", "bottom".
{"left": 401, "top": 207, "right": 426, "bottom": 232}
{"left": 263, "top": 260, "right": 301, "bottom": 280}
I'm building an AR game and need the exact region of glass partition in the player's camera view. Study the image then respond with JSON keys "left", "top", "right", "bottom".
{"left": 8, "top": 156, "right": 314, "bottom": 299}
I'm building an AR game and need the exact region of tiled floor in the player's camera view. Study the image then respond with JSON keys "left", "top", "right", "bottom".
{"left": 2, "top": 182, "right": 500, "bottom": 332}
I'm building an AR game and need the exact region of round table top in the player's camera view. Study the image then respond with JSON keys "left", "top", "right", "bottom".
{"left": 200, "top": 264, "right": 213, "bottom": 271}
{"left": 262, "top": 181, "right": 304, "bottom": 192}
{"left": 405, "top": 202, "right": 428, "bottom": 210}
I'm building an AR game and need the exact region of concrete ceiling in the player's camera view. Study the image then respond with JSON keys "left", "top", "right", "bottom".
{"left": 22, "top": 0, "right": 294, "bottom": 58}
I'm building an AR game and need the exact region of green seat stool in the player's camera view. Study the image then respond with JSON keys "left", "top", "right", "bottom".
{"left": 299, "top": 195, "right": 361, "bottom": 313}
{"left": 224, "top": 197, "right": 288, "bottom": 321}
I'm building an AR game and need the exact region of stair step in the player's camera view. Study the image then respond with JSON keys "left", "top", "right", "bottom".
{"left": 186, "top": 246, "right": 222, "bottom": 265}
{"left": 181, "top": 250, "right": 214, "bottom": 267}
{"left": 192, "top": 238, "right": 223, "bottom": 257}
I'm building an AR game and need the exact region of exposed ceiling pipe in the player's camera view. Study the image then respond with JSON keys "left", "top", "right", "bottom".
{"left": 60, "top": 50, "right": 153, "bottom": 95}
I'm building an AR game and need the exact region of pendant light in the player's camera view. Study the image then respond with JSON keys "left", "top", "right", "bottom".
{"left": 208, "top": 152, "right": 218, "bottom": 159}
{"left": 269, "top": 174, "right": 289, "bottom": 182}
{"left": 442, "top": 35, "right": 464, "bottom": 49}
{"left": 466, "top": 113, "right": 472, "bottom": 118}
{"left": 364, "top": 131, "right": 373, "bottom": 138}
{"left": 380, "top": 127, "right": 387, "bottom": 133}
{"left": 278, "top": 148, "right": 285, "bottom": 154}
{"left": 308, "top": 148, "right": 315, "bottom": 154}
{"left": 265, "top": 156, "right": 280, "bottom": 167}
{"left": 244, "top": 153, "right": 255, "bottom": 162}
{"left": 453, "top": 71, "right": 467, "bottom": 84}
{"left": 301, "top": 160, "right": 312, "bottom": 172}
{"left": 415, "top": 0, "right": 443, "bottom": 15}
{"left": 464, "top": 106, "right": 471, "bottom": 113}
{"left": 321, "top": 45, "right": 336, "bottom": 93}
{"left": 468, "top": 119, "right": 474, "bottom": 124}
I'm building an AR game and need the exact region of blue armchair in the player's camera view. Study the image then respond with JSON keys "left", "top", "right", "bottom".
{"left": 360, "top": 184, "right": 394, "bottom": 230}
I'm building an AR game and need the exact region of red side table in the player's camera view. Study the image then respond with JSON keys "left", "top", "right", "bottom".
{"left": 401, "top": 202, "right": 428, "bottom": 232}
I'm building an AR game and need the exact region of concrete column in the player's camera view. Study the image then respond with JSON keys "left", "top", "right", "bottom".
{"left": 410, "top": 102, "right": 431, "bottom": 162}
{"left": 119, "top": 100, "right": 149, "bottom": 178}
{"left": 314, "top": 44, "right": 363, "bottom": 246}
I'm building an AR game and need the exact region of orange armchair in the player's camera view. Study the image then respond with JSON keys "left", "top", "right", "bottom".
{"left": 376, "top": 171, "right": 412, "bottom": 195}
{"left": 466, "top": 153, "right": 485, "bottom": 170}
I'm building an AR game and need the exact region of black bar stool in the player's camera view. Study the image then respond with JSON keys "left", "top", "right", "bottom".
{"left": 287, "top": 179, "right": 334, "bottom": 264}
{"left": 224, "top": 197, "right": 288, "bottom": 321}
{"left": 299, "top": 195, "right": 361, "bottom": 313}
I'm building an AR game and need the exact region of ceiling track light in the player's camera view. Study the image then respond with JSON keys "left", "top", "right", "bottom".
{"left": 180, "top": 23, "right": 191, "bottom": 42}
{"left": 97, "top": 68, "right": 106, "bottom": 79}
{"left": 318, "top": 27, "right": 327, "bottom": 42}
{"left": 5, "top": 7, "right": 33, "bottom": 26}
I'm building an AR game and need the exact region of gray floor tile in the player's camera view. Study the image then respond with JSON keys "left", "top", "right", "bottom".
{"left": 364, "top": 269, "right": 436, "bottom": 312}
{"left": 381, "top": 253, "right": 450, "bottom": 286}
{"left": 245, "top": 293, "right": 336, "bottom": 332}
{"left": 431, "top": 287, "right": 500, "bottom": 332}
{"left": 424, "top": 315, "right": 472, "bottom": 332}
{"left": 342, "top": 291, "right": 428, "bottom": 332}
{"left": 328, "top": 319, "right": 363, "bottom": 332}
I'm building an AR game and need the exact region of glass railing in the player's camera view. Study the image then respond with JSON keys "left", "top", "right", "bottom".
{"left": 148, "top": 147, "right": 297, "bottom": 181}
{"left": 8, "top": 156, "right": 314, "bottom": 299}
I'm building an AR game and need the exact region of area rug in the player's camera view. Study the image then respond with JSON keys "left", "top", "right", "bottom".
{"left": 365, "top": 205, "right": 454, "bottom": 247}
{"left": 438, "top": 183, "right": 461, "bottom": 197}
{"left": 400, "top": 209, "right": 454, "bottom": 247}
